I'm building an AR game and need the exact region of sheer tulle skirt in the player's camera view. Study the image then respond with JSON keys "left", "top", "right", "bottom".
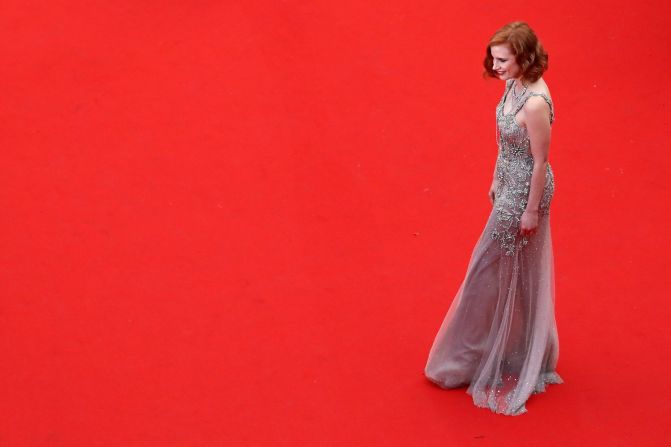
{"left": 424, "top": 209, "right": 563, "bottom": 416}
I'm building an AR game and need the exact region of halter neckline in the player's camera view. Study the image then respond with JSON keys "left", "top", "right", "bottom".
{"left": 501, "top": 79, "right": 554, "bottom": 124}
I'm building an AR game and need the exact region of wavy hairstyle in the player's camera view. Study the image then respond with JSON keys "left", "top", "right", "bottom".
{"left": 483, "top": 21, "right": 548, "bottom": 83}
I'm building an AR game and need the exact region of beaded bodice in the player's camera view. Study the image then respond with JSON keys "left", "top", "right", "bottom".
{"left": 496, "top": 79, "right": 555, "bottom": 155}
{"left": 491, "top": 79, "right": 556, "bottom": 256}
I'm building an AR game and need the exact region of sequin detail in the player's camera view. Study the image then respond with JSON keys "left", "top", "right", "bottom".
{"left": 492, "top": 80, "right": 555, "bottom": 256}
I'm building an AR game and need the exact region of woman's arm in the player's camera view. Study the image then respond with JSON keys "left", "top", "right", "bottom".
{"left": 519, "top": 96, "right": 552, "bottom": 235}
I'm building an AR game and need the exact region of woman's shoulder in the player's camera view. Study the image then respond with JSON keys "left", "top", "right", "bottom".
{"left": 523, "top": 79, "right": 555, "bottom": 122}
{"left": 527, "top": 78, "right": 551, "bottom": 99}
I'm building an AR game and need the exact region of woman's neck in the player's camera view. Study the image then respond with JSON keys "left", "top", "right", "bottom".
{"left": 513, "top": 77, "right": 528, "bottom": 89}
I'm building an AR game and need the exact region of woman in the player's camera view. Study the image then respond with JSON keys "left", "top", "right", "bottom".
{"left": 424, "top": 21, "right": 563, "bottom": 416}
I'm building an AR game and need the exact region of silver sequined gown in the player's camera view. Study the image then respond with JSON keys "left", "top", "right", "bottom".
{"left": 424, "top": 79, "right": 563, "bottom": 416}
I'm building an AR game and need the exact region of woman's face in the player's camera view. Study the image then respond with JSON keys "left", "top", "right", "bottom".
{"left": 490, "top": 44, "right": 521, "bottom": 81}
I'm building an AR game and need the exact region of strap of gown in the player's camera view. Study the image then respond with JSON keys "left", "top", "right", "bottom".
{"left": 504, "top": 79, "right": 514, "bottom": 101}
{"left": 511, "top": 90, "right": 555, "bottom": 124}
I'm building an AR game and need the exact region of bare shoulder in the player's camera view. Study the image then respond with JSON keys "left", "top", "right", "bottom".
{"left": 527, "top": 77, "right": 552, "bottom": 100}
{"left": 524, "top": 79, "right": 552, "bottom": 112}
{"left": 525, "top": 95, "right": 551, "bottom": 110}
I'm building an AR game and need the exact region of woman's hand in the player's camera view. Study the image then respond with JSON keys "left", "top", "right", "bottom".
{"left": 519, "top": 209, "right": 539, "bottom": 236}
{"left": 488, "top": 179, "right": 500, "bottom": 205}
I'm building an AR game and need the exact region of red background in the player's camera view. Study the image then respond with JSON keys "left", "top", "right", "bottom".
{"left": 1, "top": 1, "right": 670, "bottom": 445}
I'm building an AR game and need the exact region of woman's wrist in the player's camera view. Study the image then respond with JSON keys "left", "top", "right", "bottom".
{"left": 524, "top": 207, "right": 539, "bottom": 213}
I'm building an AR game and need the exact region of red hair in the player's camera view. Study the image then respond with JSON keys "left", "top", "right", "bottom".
{"left": 483, "top": 21, "right": 549, "bottom": 83}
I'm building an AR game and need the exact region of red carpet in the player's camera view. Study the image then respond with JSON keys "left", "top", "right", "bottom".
{"left": 1, "top": 1, "right": 670, "bottom": 445}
